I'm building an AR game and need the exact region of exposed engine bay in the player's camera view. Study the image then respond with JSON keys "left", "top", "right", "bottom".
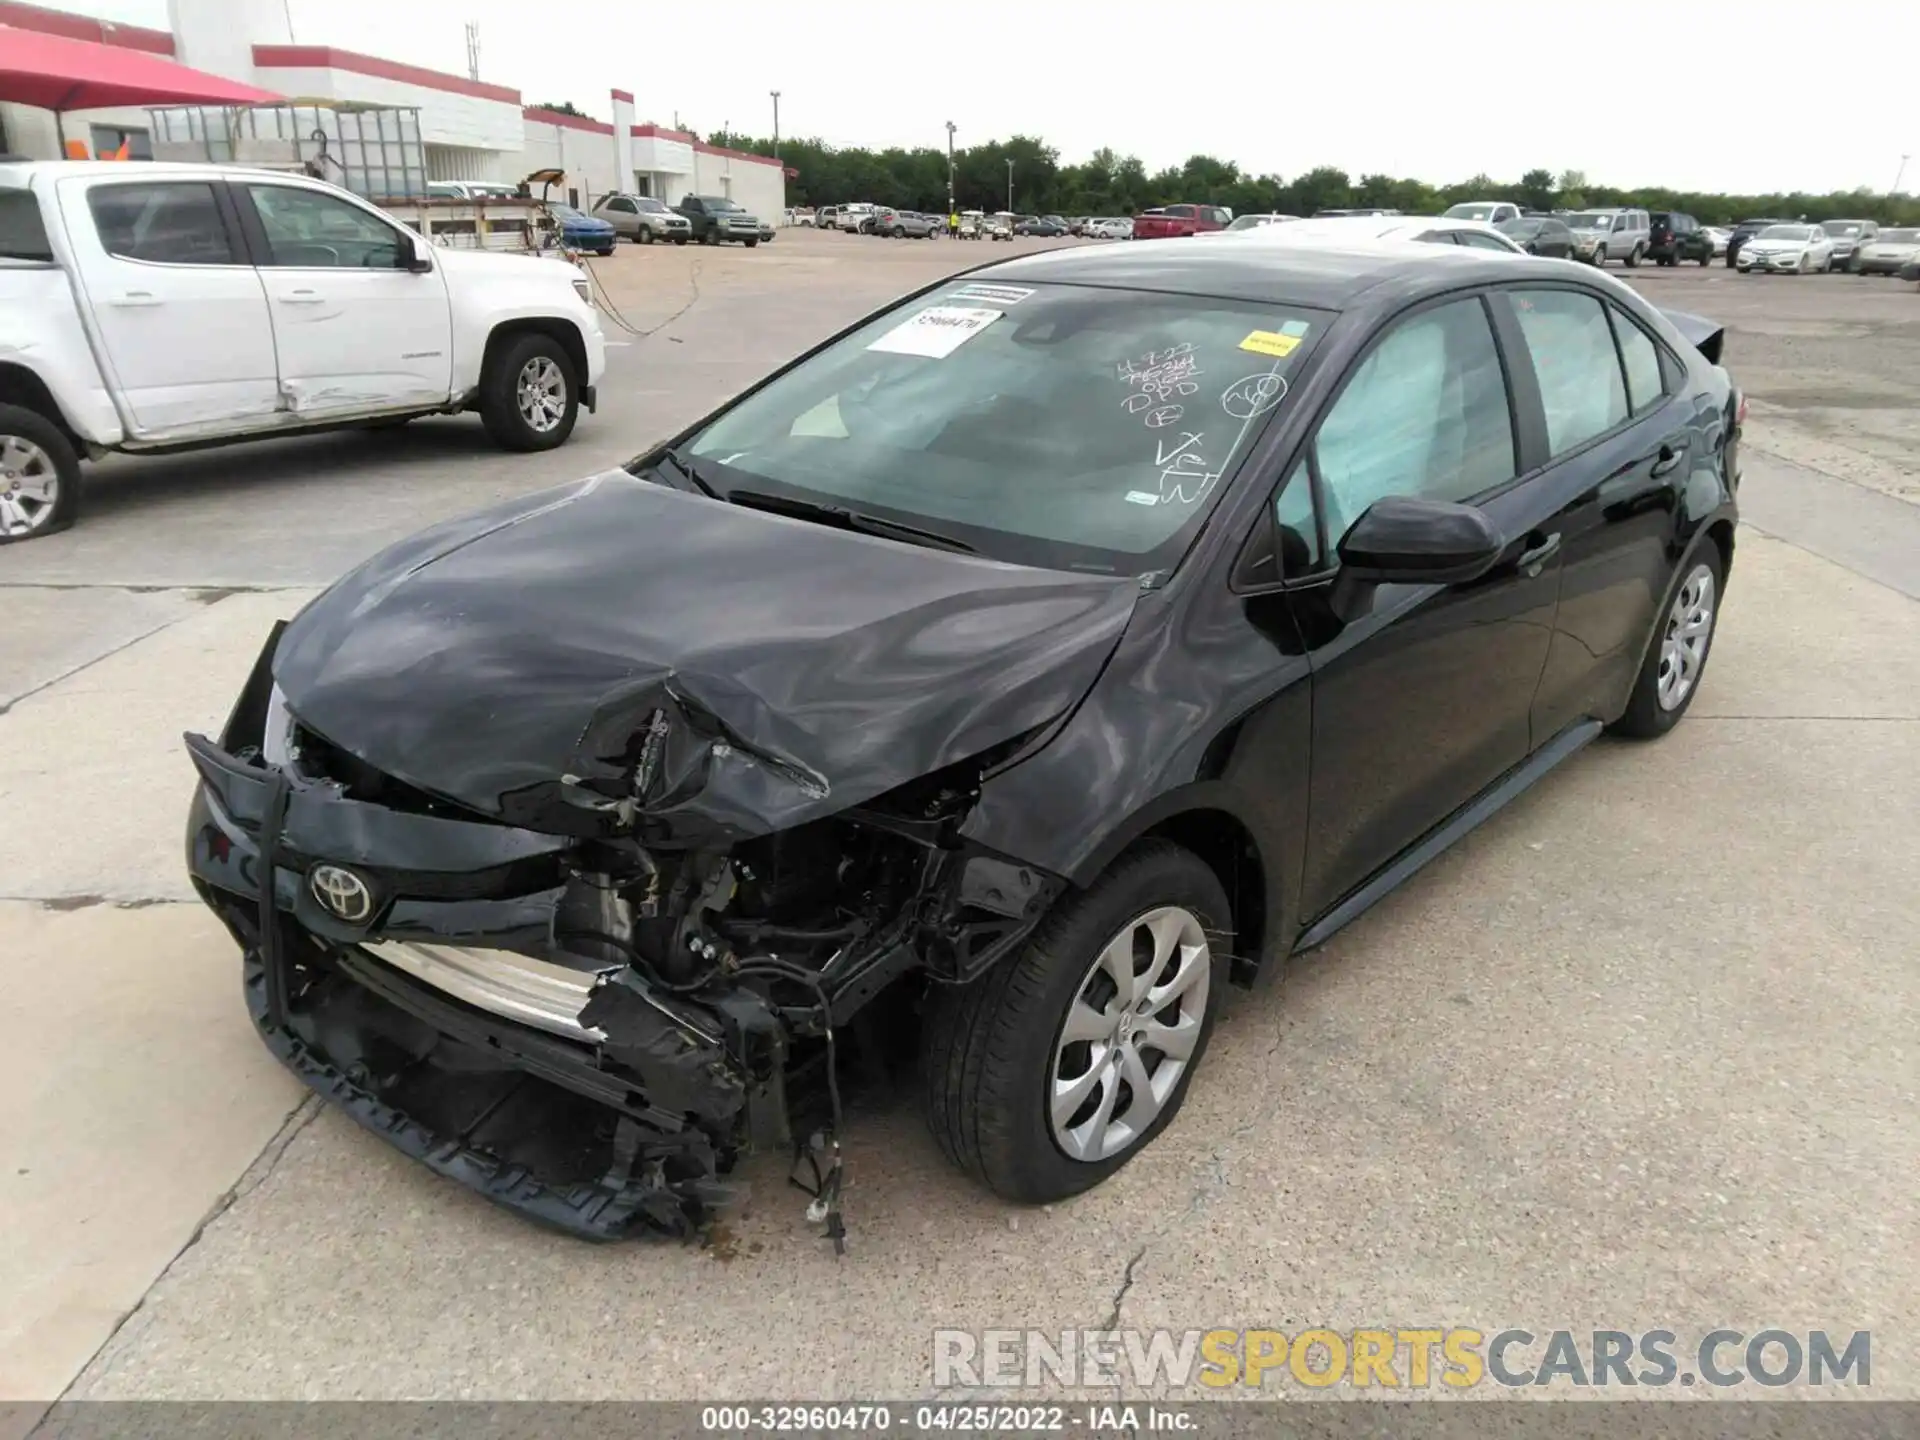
{"left": 186, "top": 622, "right": 1066, "bottom": 1248}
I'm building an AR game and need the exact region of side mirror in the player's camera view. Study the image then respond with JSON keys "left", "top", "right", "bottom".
{"left": 1328, "top": 497, "right": 1506, "bottom": 620}
{"left": 405, "top": 235, "right": 435, "bottom": 273}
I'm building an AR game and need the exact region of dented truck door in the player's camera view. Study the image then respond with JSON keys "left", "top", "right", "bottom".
{"left": 54, "top": 174, "right": 282, "bottom": 438}
{"left": 237, "top": 181, "right": 454, "bottom": 420}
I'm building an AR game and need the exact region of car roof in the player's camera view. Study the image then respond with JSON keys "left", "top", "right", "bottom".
{"left": 973, "top": 235, "right": 1538, "bottom": 311}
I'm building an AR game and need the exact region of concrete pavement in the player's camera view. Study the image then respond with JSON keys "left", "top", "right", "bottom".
{"left": 2, "top": 232, "right": 1915, "bottom": 1405}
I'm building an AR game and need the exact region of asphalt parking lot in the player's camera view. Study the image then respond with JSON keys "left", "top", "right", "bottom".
{"left": 2, "top": 230, "right": 1915, "bottom": 1406}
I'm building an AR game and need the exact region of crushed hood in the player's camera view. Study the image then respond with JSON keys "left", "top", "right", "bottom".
{"left": 272, "top": 472, "right": 1137, "bottom": 844}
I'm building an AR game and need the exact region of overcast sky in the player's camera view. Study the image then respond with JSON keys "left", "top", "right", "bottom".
{"left": 82, "top": 0, "right": 1919, "bottom": 196}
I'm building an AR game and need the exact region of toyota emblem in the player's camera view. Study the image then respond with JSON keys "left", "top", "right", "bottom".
{"left": 309, "top": 864, "right": 374, "bottom": 923}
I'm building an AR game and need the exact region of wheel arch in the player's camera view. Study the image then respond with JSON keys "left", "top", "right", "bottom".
{"left": 0, "top": 362, "right": 80, "bottom": 447}
{"left": 1069, "top": 785, "right": 1278, "bottom": 987}
{"left": 480, "top": 318, "right": 588, "bottom": 391}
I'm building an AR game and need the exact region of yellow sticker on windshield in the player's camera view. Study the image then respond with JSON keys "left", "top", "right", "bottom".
{"left": 1240, "top": 330, "right": 1300, "bottom": 358}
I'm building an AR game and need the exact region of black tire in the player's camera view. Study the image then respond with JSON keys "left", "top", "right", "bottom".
{"left": 1610, "top": 542, "right": 1725, "bottom": 739}
{"left": 477, "top": 331, "right": 579, "bottom": 452}
{"left": 699, "top": 231, "right": 716, "bottom": 245}
{"left": 0, "top": 402, "right": 82, "bottom": 543}
{"left": 639, "top": 228, "right": 654, "bottom": 245}
{"left": 673, "top": 236, "right": 687, "bottom": 245}
{"left": 596, "top": 247, "right": 614, "bottom": 258}
{"left": 1624, "top": 243, "right": 1643, "bottom": 268}
{"left": 744, "top": 238, "right": 758, "bottom": 248}
{"left": 921, "top": 839, "right": 1232, "bottom": 1204}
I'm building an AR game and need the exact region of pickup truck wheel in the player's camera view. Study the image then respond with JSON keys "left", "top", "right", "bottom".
{"left": 0, "top": 404, "right": 80, "bottom": 542}
{"left": 480, "top": 335, "right": 578, "bottom": 452}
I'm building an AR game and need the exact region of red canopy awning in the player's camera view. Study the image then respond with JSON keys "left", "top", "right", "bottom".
{"left": 0, "top": 24, "right": 281, "bottom": 112}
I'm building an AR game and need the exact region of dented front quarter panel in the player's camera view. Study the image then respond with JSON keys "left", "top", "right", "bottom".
{"left": 271, "top": 472, "right": 1140, "bottom": 844}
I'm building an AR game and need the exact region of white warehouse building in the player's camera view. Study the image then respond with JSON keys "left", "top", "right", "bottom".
{"left": 0, "top": 0, "right": 788, "bottom": 218}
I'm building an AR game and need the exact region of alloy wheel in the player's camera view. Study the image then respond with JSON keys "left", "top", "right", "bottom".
{"left": 1049, "top": 906, "right": 1211, "bottom": 1162}
{"left": 1657, "top": 564, "right": 1717, "bottom": 711}
{"left": 0, "top": 433, "right": 60, "bottom": 538}
{"left": 515, "top": 357, "right": 567, "bottom": 433}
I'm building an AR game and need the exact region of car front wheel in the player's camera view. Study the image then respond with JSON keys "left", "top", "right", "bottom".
{"left": 1611, "top": 545, "right": 1724, "bottom": 738}
{"left": 921, "top": 840, "right": 1230, "bottom": 1204}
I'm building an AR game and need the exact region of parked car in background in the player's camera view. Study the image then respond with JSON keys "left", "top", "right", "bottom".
{"left": 0, "top": 159, "right": 605, "bottom": 540}
{"left": 1724, "top": 218, "right": 1789, "bottom": 269}
{"left": 1647, "top": 212, "right": 1713, "bottom": 266}
{"left": 1312, "top": 208, "right": 1400, "bottom": 217}
{"left": 838, "top": 203, "right": 877, "bottom": 233}
{"left": 1444, "top": 200, "right": 1522, "bottom": 226}
{"left": 1818, "top": 220, "right": 1877, "bottom": 272}
{"left": 1853, "top": 226, "right": 1920, "bottom": 275}
{"left": 428, "top": 181, "right": 519, "bottom": 201}
{"left": 1498, "top": 215, "right": 1575, "bottom": 258}
{"left": 816, "top": 205, "right": 840, "bottom": 230}
{"left": 1702, "top": 226, "right": 1731, "bottom": 257}
{"left": 1086, "top": 216, "right": 1133, "bottom": 239}
{"left": 1221, "top": 213, "right": 1301, "bottom": 232}
{"left": 548, "top": 203, "right": 617, "bottom": 256}
{"left": 786, "top": 207, "right": 816, "bottom": 227}
{"left": 1015, "top": 215, "right": 1068, "bottom": 237}
{"left": 879, "top": 208, "right": 941, "bottom": 238}
{"left": 1245, "top": 214, "right": 1525, "bottom": 254}
{"left": 1563, "top": 209, "right": 1650, "bottom": 267}
{"left": 1736, "top": 223, "right": 1834, "bottom": 274}
{"left": 1132, "top": 203, "right": 1231, "bottom": 239}
{"left": 675, "top": 194, "right": 762, "bottom": 246}
{"left": 593, "top": 194, "right": 692, "bottom": 245}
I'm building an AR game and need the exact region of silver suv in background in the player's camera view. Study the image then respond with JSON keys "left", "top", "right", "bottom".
{"left": 1819, "top": 219, "right": 1878, "bottom": 272}
{"left": 593, "top": 194, "right": 692, "bottom": 245}
{"left": 1562, "top": 208, "right": 1652, "bottom": 267}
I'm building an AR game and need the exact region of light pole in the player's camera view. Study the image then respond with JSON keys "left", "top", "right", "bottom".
{"left": 770, "top": 91, "right": 781, "bottom": 163}
{"left": 1894, "top": 154, "right": 1912, "bottom": 196}
{"left": 1006, "top": 157, "right": 1013, "bottom": 213}
{"left": 945, "top": 121, "right": 956, "bottom": 223}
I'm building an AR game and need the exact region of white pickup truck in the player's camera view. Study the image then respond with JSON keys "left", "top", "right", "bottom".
{"left": 0, "top": 160, "right": 607, "bottom": 542}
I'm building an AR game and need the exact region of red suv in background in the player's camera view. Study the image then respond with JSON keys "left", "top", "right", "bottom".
{"left": 1132, "top": 203, "right": 1231, "bottom": 239}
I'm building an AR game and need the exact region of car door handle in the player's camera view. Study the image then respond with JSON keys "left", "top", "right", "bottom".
{"left": 278, "top": 290, "right": 326, "bottom": 305}
{"left": 1650, "top": 437, "right": 1691, "bottom": 477}
{"left": 109, "top": 290, "right": 162, "bottom": 307}
{"left": 1516, "top": 531, "right": 1561, "bottom": 574}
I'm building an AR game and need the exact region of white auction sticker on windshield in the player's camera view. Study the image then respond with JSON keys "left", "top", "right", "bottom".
{"left": 867, "top": 305, "right": 1002, "bottom": 358}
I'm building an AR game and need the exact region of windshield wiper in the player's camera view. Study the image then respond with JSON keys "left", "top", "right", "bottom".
{"left": 727, "top": 488, "right": 975, "bottom": 554}
{"left": 650, "top": 446, "right": 721, "bottom": 498}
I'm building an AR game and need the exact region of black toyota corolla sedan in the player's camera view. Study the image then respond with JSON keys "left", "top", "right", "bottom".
{"left": 185, "top": 240, "right": 1743, "bottom": 1243}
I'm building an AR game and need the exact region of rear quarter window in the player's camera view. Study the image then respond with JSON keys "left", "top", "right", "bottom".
{"left": 0, "top": 189, "right": 54, "bottom": 262}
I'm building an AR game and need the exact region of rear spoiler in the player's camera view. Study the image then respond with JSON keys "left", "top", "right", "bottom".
{"left": 1659, "top": 307, "right": 1725, "bottom": 366}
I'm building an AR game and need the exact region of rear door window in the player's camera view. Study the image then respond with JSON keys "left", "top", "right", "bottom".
{"left": 1609, "top": 309, "right": 1667, "bottom": 416}
{"left": 86, "top": 182, "right": 236, "bottom": 265}
{"left": 1506, "top": 289, "right": 1629, "bottom": 454}
{"left": 0, "top": 189, "right": 54, "bottom": 262}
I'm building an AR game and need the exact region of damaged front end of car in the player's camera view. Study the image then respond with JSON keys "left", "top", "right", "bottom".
{"left": 185, "top": 619, "right": 1069, "bottom": 1247}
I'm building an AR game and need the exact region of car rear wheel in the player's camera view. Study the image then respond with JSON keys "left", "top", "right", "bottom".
{"left": 1611, "top": 546, "right": 1724, "bottom": 739}
{"left": 921, "top": 840, "right": 1230, "bottom": 1204}
{"left": 479, "top": 333, "right": 579, "bottom": 452}
{"left": 0, "top": 404, "right": 81, "bottom": 543}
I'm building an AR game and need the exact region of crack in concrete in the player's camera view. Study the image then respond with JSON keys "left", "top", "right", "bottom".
{"left": 56, "top": 1096, "right": 323, "bottom": 1402}
{"left": 0, "top": 616, "right": 185, "bottom": 718}
{"left": 23, "top": 895, "right": 182, "bottom": 912}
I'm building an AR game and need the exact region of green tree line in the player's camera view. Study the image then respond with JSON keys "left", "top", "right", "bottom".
{"left": 702, "top": 130, "right": 1920, "bottom": 227}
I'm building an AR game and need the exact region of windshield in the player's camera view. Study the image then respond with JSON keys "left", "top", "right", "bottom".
{"left": 637, "top": 198, "right": 669, "bottom": 213}
{"left": 1880, "top": 228, "right": 1920, "bottom": 244}
{"left": 1564, "top": 212, "right": 1612, "bottom": 229}
{"left": 1445, "top": 203, "right": 1500, "bottom": 220}
{"left": 703, "top": 198, "right": 742, "bottom": 212}
{"left": 551, "top": 205, "right": 583, "bottom": 219}
{"left": 1226, "top": 215, "right": 1274, "bottom": 231}
{"left": 1824, "top": 222, "right": 1863, "bottom": 236}
{"left": 1499, "top": 218, "right": 1542, "bottom": 236}
{"left": 1759, "top": 225, "right": 1811, "bottom": 241}
{"left": 676, "top": 281, "right": 1324, "bottom": 574}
